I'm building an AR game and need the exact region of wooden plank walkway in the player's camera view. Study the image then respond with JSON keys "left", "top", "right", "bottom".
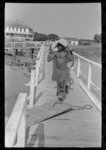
{"left": 26, "top": 45, "right": 101, "bottom": 147}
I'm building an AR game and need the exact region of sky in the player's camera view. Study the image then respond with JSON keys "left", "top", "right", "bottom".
{"left": 5, "top": 3, "right": 101, "bottom": 39}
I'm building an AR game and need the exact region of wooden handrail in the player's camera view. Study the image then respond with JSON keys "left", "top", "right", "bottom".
{"left": 73, "top": 51, "right": 101, "bottom": 107}
{"left": 26, "top": 42, "right": 45, "bottom": 108}
{"left": 5, "top": 93, "right": 27, "bottom": 147}
{"left": 73, "top": 52, "right": 101, "bottom": 68}
{"left": 73, "top": 52, "right": 101, "bottom": 89}
{"left": 5, "top": 42, "right": 45, "bottom": 147}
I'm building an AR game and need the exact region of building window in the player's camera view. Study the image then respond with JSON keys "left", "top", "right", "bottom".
{"left": 10, "top": 27, "right": 13, "bottom": 31}
{"left": 10, "top": 33, "right": 14, "bottom": 37}
{"left": 18, "top": 28, "right": 20, "bottom": 32}
{"left": 14, "top": 28, "right": 16, "bottom": 31}
{"left": 6, "top": 33, "right": 9, "bottom": 36}
{"left": 22, "top": 28, "right": 24, "bottom": 32}
{"left": 25, "top": 29, "right": 29, "bottom": 32}
{"left": 6, "top": 27, "right": 9, "bottom": 31}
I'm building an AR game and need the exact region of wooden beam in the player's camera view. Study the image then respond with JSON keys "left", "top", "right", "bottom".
{"left": 17, "top": 109, "right": 26, "bottom": 147}
{"left": 5, "top": 93, "right": 27, "bottom": 147}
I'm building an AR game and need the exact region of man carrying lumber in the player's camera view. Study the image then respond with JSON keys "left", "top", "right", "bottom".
{"left": 47, "top": 38, "right": 74, "bottom": 99}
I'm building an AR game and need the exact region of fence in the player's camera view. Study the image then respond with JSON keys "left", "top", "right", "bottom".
{"left": 73, "top": 52, "right": 101, "bottom": 112}
{"left": 5, "top": 41, "right": 42, "bottom": 49}
{"left": 26, "top": 42, "right": 45, "bottom": 108}
{"left": 5, "top": 42, "right": 45, "bottom": 147}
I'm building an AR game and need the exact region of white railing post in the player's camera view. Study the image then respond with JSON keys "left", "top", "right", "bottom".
{"left": 34, "top": 43, "right": 44, "bottom": 87}
{"left": 17, "top": 109, "right": 26, "bottom": 147}
{"left": 29, "top": 70, "right": 35, "bottom": 108}
{"left": 87, "top": 62, "right": 92, "bottom": 89}
{"left": 35, "top": 58, "right": 40, "bottom": 87}
{"left": 77, "top": 57, "right": 80, "bottom": 77}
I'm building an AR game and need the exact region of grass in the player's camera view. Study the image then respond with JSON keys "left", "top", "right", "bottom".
{"left": 70, "top": 43, "right": 101, "bottom": 63}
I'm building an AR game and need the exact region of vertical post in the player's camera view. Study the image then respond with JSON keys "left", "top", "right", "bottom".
{"left": 17, "top": 109, "right": 26, "bottom": 147}
{"left": 77, "top": 57, "right": 80, "bottom": 77}
{"left": 35, "top": 59, "right": 40, "bottom": 87}
{"left": 12, "top": 42, "right": 14, "bottom": 56}
{"left": 29, "top": 70, "right": 35, "bottom": 108}
{"left": 87, "top": 62, "right": 92, "bottom": 89}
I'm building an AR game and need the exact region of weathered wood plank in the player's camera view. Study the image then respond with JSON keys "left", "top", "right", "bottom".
{"left": 17, "top": 110, "right": 26, "bottom": 147}
{"left": 5, "top": 93, "right": 27, "bottom": 147}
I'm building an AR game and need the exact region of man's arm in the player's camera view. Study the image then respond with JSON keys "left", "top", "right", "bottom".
{"left": 47, "top": 44, "right": 56, "bottom": 62}
{"left": 66, "top": 46, "right": 74, "bottom": 67}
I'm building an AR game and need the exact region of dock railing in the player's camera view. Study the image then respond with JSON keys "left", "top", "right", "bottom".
{"left": 5, "top": 41, "right": 42, "bottom": 50}
{"left": 5, "top": 42, "right": 45, "bottom": 147}
{"left": 5, "top": 93, "right": 27, "bottom": 147}
{"left": 26, "top": 42, "right": 45, "bottom": 108}
{"left": 73, "top": 52, "right": 101, "bottom": 112}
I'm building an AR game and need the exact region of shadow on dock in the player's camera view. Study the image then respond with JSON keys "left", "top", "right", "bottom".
{"left": 26, "top": 123, "right": 45, "bottom": 147}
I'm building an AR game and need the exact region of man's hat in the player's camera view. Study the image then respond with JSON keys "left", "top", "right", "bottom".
{"left": 51, "top": 38, "right": 68, "bottom": 50}
{"left": 57, "top": 39, "right": 68, "bottom": 47}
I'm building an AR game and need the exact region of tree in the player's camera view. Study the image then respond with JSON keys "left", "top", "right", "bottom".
{"left": 33, "top": 32, "right": 59, "bottom": 41}
{"left": 48, "top": 33, "right": 59, "bottom": 41}
{"left": 94, "top": 34, "right": 101, "bottom": 43}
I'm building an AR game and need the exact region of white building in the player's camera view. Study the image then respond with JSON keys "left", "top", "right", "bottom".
{"left": 64, "top": 37, "right": 79, "bottom": 46}
{"left": 5, "top": 20, "right": 34, "bottom": 41}
{"left": 70, "top": 40, "right": 78, "bottom": 46}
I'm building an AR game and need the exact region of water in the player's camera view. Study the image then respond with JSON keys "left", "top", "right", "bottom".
{"left": 5, "top": 64, "right": 30, "bottom": 124}
{"left": 5, "top": 48, "right": 40, "bottom": 125}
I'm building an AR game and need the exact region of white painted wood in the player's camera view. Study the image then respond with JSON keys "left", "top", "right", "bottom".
{"left": 5, "top": 93, "right": 27, "bottom": 147}
{"left": 17, "top": 109, "right": 26, "bottom": 147}
{"left": 35, "top": 59, "right": 40, "bottom": 87}
{"left": 73, "top": 51, "right": 101, "bottom": 103}
{"left": 35, "top": 44, "right": 45, "bottom": 87}
{"left": 87, "top": 63, "right": 92, "bottom": 89}
{"left": 91, "top": 81, "right": 101, "bottom": 91}
{"left": 13, "top": 143, "right": 17, "bottom": 147}
{"left": 80, "top": 70, "right": 87, "bottom": 79}
{"left": 77, "top": 57, "right": 80, "bottom": 77}
{"left": 29, "top": 70, "right": 35, "bottom": 108}
{"left": 79, "top": 82, "right": 101, "bottom": 112}
{"left": 73, "top": 52, "right": 101, "bottom": 68}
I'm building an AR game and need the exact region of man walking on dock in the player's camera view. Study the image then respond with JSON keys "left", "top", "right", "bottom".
{"left": 47, "top": 38, "right": 74, "bottom": 98}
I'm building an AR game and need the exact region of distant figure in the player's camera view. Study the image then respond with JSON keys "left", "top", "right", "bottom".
{"left": 47, "top": 39, "right": 74, "bottom": 96}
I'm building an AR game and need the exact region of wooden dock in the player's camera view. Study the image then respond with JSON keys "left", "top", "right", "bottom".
{"left": 25, "top": 45, "right": 101, "bottom": 147}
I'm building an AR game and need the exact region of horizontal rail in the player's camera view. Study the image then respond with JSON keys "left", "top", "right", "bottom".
{"left": 80, "top": 71, "right": 101, "bottom": 91}
{"left": 5, "top": 41, "right": 42, "bottom": 49}
{"left": 73, "top": 51, "right": 101, "bottom": 110}
{"left": 5, "top": 93, "right": 27, "bottom": 147}
{"left": 26, "top": 42, "right": 45, "bottom": 108}
{"left": 73, "top": 52, "right": 101, "bottom": 68}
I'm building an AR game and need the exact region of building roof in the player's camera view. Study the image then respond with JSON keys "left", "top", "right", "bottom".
{"left": 5, "top": 20, "right": 32, "bottom": 30}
